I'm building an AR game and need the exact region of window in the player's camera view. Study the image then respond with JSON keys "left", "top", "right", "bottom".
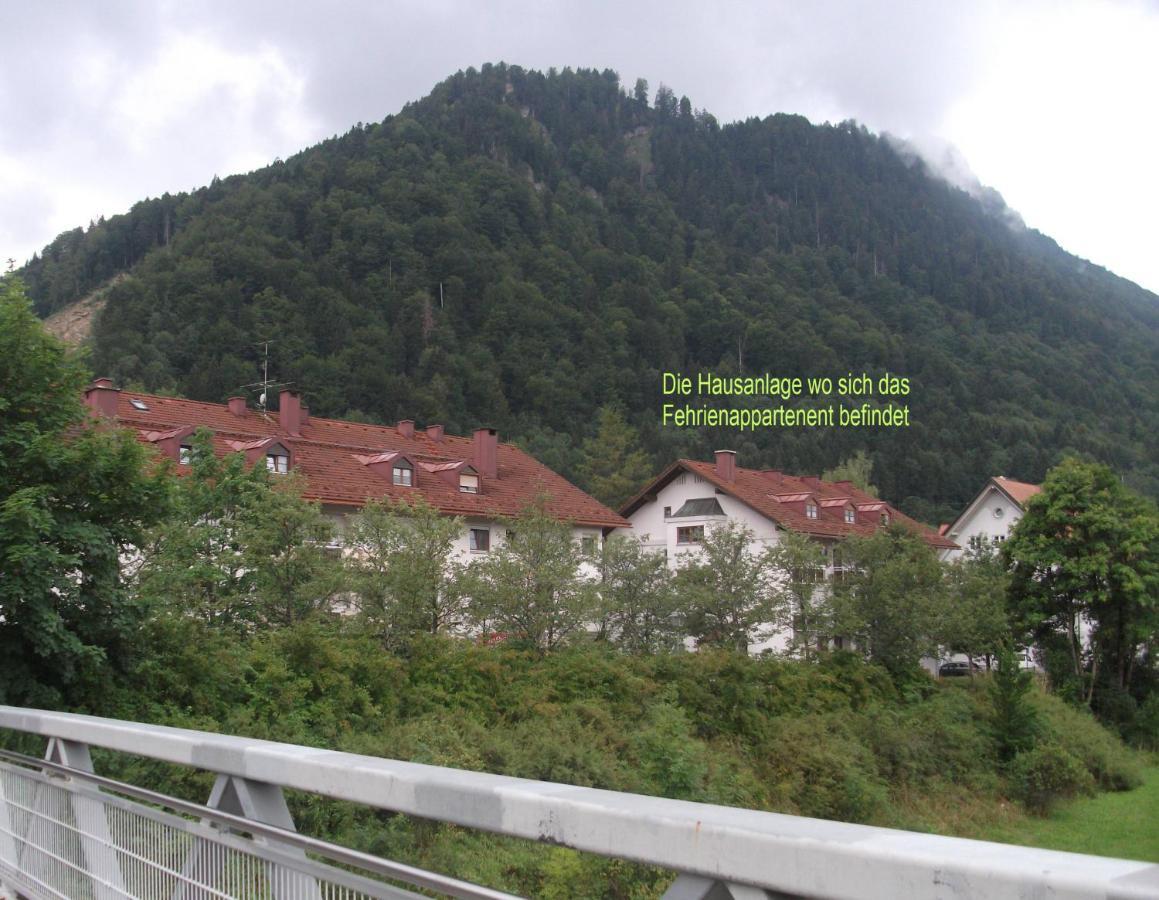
{"left": 581, "top": 535, "right": 596, "bottom": 556}
{"left": 844, "top": 507, "right": 855, "bottom": 524}
{"left": 178, "top": 444, "right": 193, "bottom": 466}
{"left": 676, "top": 525, "right": 704, "bottom": 545}
{"left": 129, "top": 398, "right": 149, "bottom": 411}
{"left": 469, "top": 528, "right": 490, "bottom": 552}
{"left": 392, "top": 462, "right": 413, "bottom": 486}
{"left": 663, "top": 506, "right": 671, "bottom": 518}
{"left": 505, "top": 529, "right": 517, "bottom": 543}
{"left": 880, "top": 512, "right": 890, "bottom": 525}
{"left": 459, "top": 472, "right": 479, "bottom": 493}
{"left": 267, "top": 450, "right": 289, "bottom": 474}
{"left": 993, "top": 507, "right": 1005, "bottom": 519}
{"left": 806, "top": 503, "right": 818, "bottom": 519}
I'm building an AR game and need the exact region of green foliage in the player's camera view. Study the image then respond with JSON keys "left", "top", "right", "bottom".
{"left": 1029, "top": 690, "right": 1142, "bottom": 792}
{"left": 940, "top": 537, "right": 1010, "bottom": 664}
{"left": 1005, "top": 458, "right": 1159, "bottom": 701}
{"left": 990, "top": 644, "right": 1040, "bottom": 762}
{"left": 576, "top": 405, "right": 654, "bottom": 509}
{"left": 832, "top": 526, "right": 946, "bottom": 675}
{"left": 1009, "top": 743, "right": 1095, "bottom": 815}
{"left": 821, "top": 450, "right": 878, "bottom": 497}
{"left": 0, "top": 275, "right": 167, "bottom": 705}
{"left": 464, "top": 501, "right": 596, "bottom": 651}
{"left": 134, "top": 430, "right": 340, "bottom": 630}
{"left": 20, "top": 65, "right": 1157, "bottom": 523}
{"left": 674, "top": 521, "right": 785, "bottom": 651}
{"left": 596, "top": 534, "right": 681, "bottom": 653}
{"left": 345, "top": 496, "right": 466, "bottom": 646}
{"left": 767, "top": 530, "right": 832, "bottom": 660}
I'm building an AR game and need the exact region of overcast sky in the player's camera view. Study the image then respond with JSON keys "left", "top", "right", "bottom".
{"left": 3, "top": 0, "right": 1157, "bottom": 295}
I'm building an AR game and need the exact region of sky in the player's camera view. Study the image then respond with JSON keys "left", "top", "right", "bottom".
{"left": 3, "top": 0, "right": 1157, "bottom": 295}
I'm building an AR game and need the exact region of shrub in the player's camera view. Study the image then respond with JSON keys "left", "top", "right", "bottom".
{"left": 1129, "top": 693, "right": 1159, "bottom": 751}
{"left": 1009, "top": 743, "right": 1094, "bottom": 815}
{"left": 1031, "top": 692, "right": 1143, "bottom": 791}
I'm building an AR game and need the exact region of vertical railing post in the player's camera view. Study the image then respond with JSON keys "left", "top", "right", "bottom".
{"left": 175, "top": 774, "right": 319, "bottom": 900}
{"left": 42, "top": 738, "right": 127, "bottom": 900}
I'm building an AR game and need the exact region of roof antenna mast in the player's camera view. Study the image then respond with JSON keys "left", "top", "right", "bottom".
{"left": 239, "top": 340, "right": 291, "bottom": 415}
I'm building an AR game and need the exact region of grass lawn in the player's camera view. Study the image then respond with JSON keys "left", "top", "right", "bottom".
{"left": 979, "top": 765, "right": 1159, "bottom": 862}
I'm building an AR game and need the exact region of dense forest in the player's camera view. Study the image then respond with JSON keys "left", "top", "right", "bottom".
{"left": 19, "top": 64, "right": 1159, "bottom": 522}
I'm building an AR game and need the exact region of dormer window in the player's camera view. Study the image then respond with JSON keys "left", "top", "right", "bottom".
{"left": 178, "top": 444, "right": 193, "bottom": 466}
{"left": 806, "top": 502, "right": 818, "bottom": 519}
{"left": 844, "top": 508, "right": 855, "bottom": 524}
{"left": 459, "top": 472, "right": 479, "bottom": 493}
{"left": 880, "top": 512, "right": 890, "bottom": 525}
{"left": 392, "top": 461, "right": 413, "bottom": 486}
{"left": 266, "top": 446, "right": 290, "bottom": 474}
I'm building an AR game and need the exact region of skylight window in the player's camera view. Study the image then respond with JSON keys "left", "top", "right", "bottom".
{"left": 130, "top": 398, "right": 149, "bottom": 411}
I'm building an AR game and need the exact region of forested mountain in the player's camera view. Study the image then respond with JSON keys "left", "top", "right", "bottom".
{"left": 20, "top": 64, "right": 1159, "bottom": 522}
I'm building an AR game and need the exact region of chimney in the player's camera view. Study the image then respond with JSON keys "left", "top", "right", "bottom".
{"left": 84, "top": 378, "right": 120, "bottom": 418}
{"left": 714, "top": 450, "right": 736, "bottom": 483}
{"left": 227, "top": 396, "right": 246, "bottom": 416}
{"left": 397, "top": 419, "right": 415, "bottom": 439}
{"left": 300, "top": 404, "right": 310, "bottom": 426}
{"left": 279, "top": 390, "right": 303, "bottom": 436}
{"left": 426, "top": 424, "right": 444, "bottom": 443}
{"left": 473, "top": 427, "right": 498, "bottom": 478}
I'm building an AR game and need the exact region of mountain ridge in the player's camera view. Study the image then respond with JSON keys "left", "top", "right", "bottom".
{"left": 18, "top": 63, "right": 1159, "bottom": 520}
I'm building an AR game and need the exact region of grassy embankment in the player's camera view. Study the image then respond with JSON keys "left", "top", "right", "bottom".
{"left": 975, "top": 762, "right": 1159, "bottom": 862}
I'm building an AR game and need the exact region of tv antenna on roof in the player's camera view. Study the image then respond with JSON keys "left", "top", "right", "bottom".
{"left": 239, "top": 340, "right": 292, "bottom": 413}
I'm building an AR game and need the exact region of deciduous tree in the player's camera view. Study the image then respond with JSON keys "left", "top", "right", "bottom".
{"left": 0, "top": 275, "right": 167, "bottom": 704}
{"left": 597, "top": 534, "right": 680, "bottom": 653}
{"left": 465, "top": 502, "right": 596, "bottom": 651}
{"left": 674, "top": 522, "right": 784, "bottom": 652}
{"left": 832, "top": 526, "right": 946, "bottom": 675}
{"left": 1004, "top": 458, "right": 1159, "bottom": 701}
{"left": 346, "top": 496, "right": 465, "bottom": 646}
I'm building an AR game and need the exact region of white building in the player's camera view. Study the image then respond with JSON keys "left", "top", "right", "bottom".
{"left": 619, "top": 450, "right": 957, "bottom": 653}
{"left": 83, "top": 379, "right": 626, "bottom": 563}
{"left": 940, "top": 476, "right": 1042, "bottom": 561}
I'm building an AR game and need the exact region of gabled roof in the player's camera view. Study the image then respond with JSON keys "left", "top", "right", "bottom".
{"left": 992, "top": 476, "right": 1042, "bottom": 506}
{"left": 944, "top": 476, "right": 1043, "bottom": 539}
{"left": 104, "top": 389, "right": 628, "bottom": 529}
{"left": 621, "top": 459, "right": 955, "bottom": 550}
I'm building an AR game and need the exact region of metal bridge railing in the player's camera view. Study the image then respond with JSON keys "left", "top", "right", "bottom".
{"left": 0, "top": 706, "right": 1156, "bottom": 900}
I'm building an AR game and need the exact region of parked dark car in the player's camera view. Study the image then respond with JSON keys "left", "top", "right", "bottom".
{"left": 938, "top": 661, "right": 980, "bottom": 677}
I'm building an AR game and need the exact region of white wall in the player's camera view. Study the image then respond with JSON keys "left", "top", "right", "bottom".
{"left": 943, "top": 486, "right": 1023, "bottom": 561}
{"left": 619, "top": 470, "right": 780, "bottom": 569}
{"left": 619, "top": 469, "right": 794, "bottom": 654}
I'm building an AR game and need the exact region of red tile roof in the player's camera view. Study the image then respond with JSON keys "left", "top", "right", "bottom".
{"left": 992, "top": 476, "right": 1042, "bottom": 506}
{"left": 103, "top": 389, "right": 628, "bottom": 529}
{"left": 622, "top": 458, "right": 956, "bottom": 550}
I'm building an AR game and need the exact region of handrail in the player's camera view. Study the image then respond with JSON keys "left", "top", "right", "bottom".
{"left": 0, "top": 749, "right": 517, "bottom": 900}
{"left": 1, "top": 706, "right": 1157, "bottom": 899}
